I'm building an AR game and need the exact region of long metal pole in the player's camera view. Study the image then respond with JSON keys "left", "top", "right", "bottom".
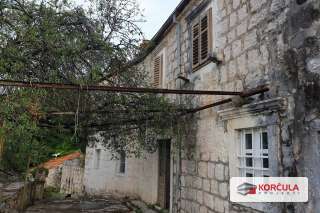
{"left": 184, "top": 85, "right": 269, "bottom": 114}
{"left": 0, "top": 80, "right": 241, "bottom": 96}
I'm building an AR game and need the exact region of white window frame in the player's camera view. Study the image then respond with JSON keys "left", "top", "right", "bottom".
{"left": 238, "top": 128, "right": 270, "bottom": 177}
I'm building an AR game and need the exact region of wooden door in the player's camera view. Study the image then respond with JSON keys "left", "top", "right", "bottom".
{"left": 157, "top": 140, "right": 171, "bottom": 209}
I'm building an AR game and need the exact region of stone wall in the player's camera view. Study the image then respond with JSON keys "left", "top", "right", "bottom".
{"left": 83, "top": 142, "right": 159, "bottom": 204}
{"left": 45, "top": 166, "right": 62, "bottom": 189}
{"left": 139, "top": 0, "right": 320, "bottom": 212}
{"left": 60, "top": 159, "right": 84, "bottom": 196}
{"left": 0, "top": 181, "right": 44, "bottom": 212}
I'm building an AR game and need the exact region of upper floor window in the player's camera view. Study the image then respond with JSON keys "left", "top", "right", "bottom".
{"left": 192, "top": 8, "right": 212, "bottom": 70}
{"left": 238, "top": 128, "right": 270, "bottom": 177}
{"left": 153, "top": 54, "right": 163, "bottom": 87}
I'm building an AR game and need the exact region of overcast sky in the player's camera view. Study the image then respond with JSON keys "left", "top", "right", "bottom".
{"left": 136, "top": 0, "right": 181, "bottom": 39}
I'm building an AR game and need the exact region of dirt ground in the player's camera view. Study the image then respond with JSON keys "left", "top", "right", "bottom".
{"left": 24, "top": 198, "right": 132, "bottom": 213}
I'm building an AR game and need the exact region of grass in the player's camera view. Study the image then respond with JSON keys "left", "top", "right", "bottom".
{"left": 43, "top": 187, "right": 65, "bottom": 200}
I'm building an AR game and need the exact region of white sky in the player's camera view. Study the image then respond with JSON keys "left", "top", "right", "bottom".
{"left": 136, "top": 0, "right": 181, "bottom": 39}
{"left": 73, "top": 0, "right": 181, "bottom": 40}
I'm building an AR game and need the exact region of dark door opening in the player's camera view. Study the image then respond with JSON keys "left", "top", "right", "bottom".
{"left": 157, "top": 140, "right": 171, "bottom": 209}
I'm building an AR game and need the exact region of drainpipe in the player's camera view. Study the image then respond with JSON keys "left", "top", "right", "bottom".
{"left": 173, "top": 14, "right": 182, "bottom": 213}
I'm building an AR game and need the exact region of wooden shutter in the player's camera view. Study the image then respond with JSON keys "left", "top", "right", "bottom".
{"left": 153, "top": 54, "right": 163, "bottom": 87}
{"left": 192, "top": 22, "right": 200, "bottom": 69}
{"left": 192, "top": 8, "right": 213, "bottom": 70}
{"left": 200, "top": 8, "right": 212, "bottom": 64}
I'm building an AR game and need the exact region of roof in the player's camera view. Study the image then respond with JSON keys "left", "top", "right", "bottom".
{"left": 151, "top": 0, "right": 191, "bottom": 44}
{"left": 41, "top": 151, "right": 81, "bottom": 170}
{"left": 131, "top": 0, "right": 191, "bottom": 65}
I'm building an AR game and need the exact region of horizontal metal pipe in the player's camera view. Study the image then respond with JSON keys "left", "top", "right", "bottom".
{"left": 184, "top": 85, "right": 269, "bottom": 114}
{"left": 0, "top": 80, "right": 241, "bottom": 96}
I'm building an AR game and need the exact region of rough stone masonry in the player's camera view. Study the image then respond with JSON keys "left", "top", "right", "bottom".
{"left": 137, "top": 0, "right": 320, "bottom": 212}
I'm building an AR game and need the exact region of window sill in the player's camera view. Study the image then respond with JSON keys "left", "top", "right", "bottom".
{"left": 192, "top": 55, "right": 222, "bottom": 72}
{"left": 115, "top": 173, "right": 126, "bottom": 177}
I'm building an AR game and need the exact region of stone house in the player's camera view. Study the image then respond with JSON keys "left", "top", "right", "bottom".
{"left": 84, "top": 0, "right": 320, "bottom": 213}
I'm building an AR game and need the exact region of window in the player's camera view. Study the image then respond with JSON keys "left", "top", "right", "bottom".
{"left": 153, "top": 54, "right": 163, "bottom": 87}
{"left": 192, "top": 8, "right": 212, "bottom": 70}
{"left": 94, "top": 149, "right": 101, "bottom": 169}
{"left": 239, "top": 128, "right": 270, "bottom": 177}
{"left": 119, "top": 151, "right": 126, "bottom": 174}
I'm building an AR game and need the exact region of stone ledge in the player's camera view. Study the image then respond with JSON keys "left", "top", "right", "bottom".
{"left": 217, "top": 97, "right": 286, "bottom": 121}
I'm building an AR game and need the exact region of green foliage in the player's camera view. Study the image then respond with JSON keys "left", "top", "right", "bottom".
{"left": 0, "top": 0, "right": 196, "bottom": 173}
{"left": 44, "top": 187, "right": 65, "bottom": 200}
{"left": 0, "top": 89, "right": 78, "bottom": 172}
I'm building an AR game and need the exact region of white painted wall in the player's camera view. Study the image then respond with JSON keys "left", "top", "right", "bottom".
{"left": 83, "top": 142, "right": 159, "bottom": 204}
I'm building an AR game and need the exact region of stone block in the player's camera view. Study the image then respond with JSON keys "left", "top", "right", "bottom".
{"left": 233, "top": 0, "right": 241, "bottom": 9}
{"left": 230, "top": 12, "right": 238, "bottom": 28}
{"left": 203, "top": 192, "right": 214, "bottom": 210}
{"left": 214, "top": 197, "right": 225, "bottom": 213}
{"left": 185, "top": 175, "right": 193, "bottom": 187}
{"left": 232, "top": 39, "right": 242, "bottom": 58}
{"left": 191, "top": 202, "right": 200, "bottom": 213}
{"left": 197, "top": 190, "right": 204, "bottom": 204}
{"left": 224, "top": 166, "right": 230, "bottom": 180}
{"left": 237, "top": 53, "right": 248, "bottom": 75}
{"left": 219, "top": 182, "right": 228, "bottom": 198}
{"left": 211, "top": 179, "right": 219, "bottom": 194}
{"left": 200, "top": 205, "right": 208, "bottom": 213}
{"left": 181, "top": 175, "right": 186, "bottom": 187}
{"left": 247, "top": 49, "right": 260, "bottom": 71}
{"left": 201, "top": 152, "right": 210, "bottom": 161}
{"left": 243, "top": 29, "right": 257, "bottom": 50}
{"left": 228, "top": 60, "right": 238, "bottom": 81}
{"left": 224, "top": 200, "right": 230, "bottom": 213}
{"left": 210, "top": 153, "right": 219, "bottom": 162}
{"left": 198, "top": 162, "right": 208, "bottom": 178}
{"left": 248, "top": 8, "right": 268, "bottom": 29}
{"left": 203, "top": 179, "right": 211, "bottom": 192}
{"left": 193, "top": 176, "right": 203, "bottom": 189}
{"left": 208, "top": 162, "right": 215, "bottom": 179}
{"left": 224, "top": 45, "right": 232, "bottom": 61}
{"left": 217, "top": 0, "right": 225, "bottom": 11}
{"left": 249, "top": 0, "right": 266, "bottom": 12}
{"left": 219, "top": 18, "right": 230, "bottom": 34}
{"left": 214, "top": 164, "right": 225, "bottom": 181}
{"left": 220, "top": 65, "right": 229, "bottom": 83}
{"left": 237, "top": 21, "right": 247, "bottom": 36}
{"left": 238, "top": 6, "right": 248, "bottom": 21}
{"left": 182, "top": 160, "right": 196, "bottom": 174}
{"left": 270, "top": 0, "right": 285, "bottom": 13}
{"left": 260, "top": 45, "right": 269, "bottom": 65}
{"left": 228, "top": 29, "right": 237, "bottom": 43}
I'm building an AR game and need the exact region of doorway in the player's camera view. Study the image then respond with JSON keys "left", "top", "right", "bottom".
{"left": 157, "top": 140, "right": 171, "bottom": 209}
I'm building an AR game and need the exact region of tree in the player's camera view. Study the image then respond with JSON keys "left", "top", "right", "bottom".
{"left": 0, "top": 0, "right": 191, "bottom": 172}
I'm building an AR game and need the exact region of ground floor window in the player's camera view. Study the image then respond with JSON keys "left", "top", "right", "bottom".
{"left": 119, "top": 151, "right": 126, "bottom": 174}
{"left": 94, "top": 149, "right": 101, "bottom": 169}
{"left": 238, "top": 128, "right": 270, "bottom": 177}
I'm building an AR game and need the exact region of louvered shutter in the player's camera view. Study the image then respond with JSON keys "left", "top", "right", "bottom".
{"left": 200, "top": 8, "right": 212, "bottom": 64}
{"left": 192, "top": 23, "right": 200, "bottom": 69}
{"left": 153, "top": 54, "right": 163, "bottom": 87}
